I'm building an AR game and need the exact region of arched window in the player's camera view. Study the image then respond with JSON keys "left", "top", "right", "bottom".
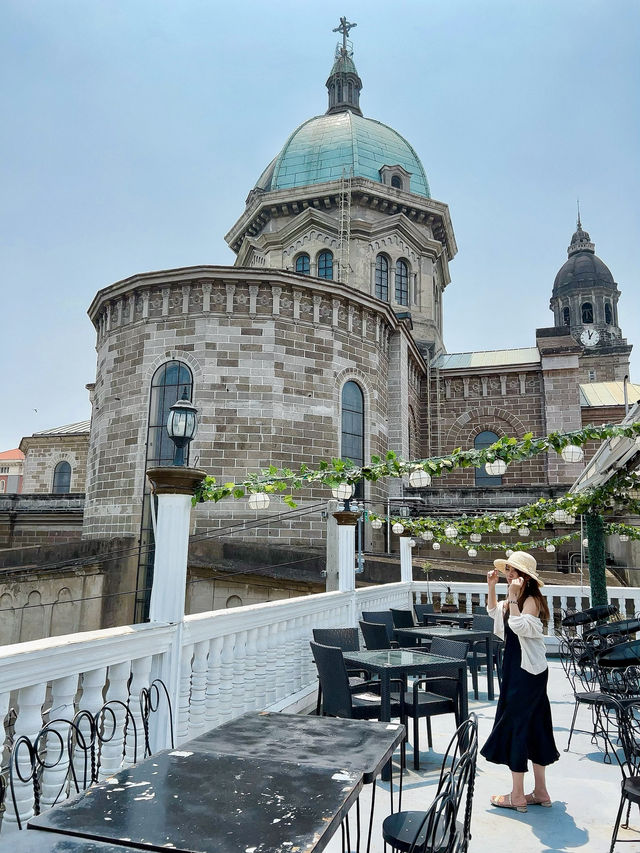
{"left": 391, "top": 175, "right": 403, "bottom": 189}
{"left": 147, "top": 361, "right": 194, "bottom": 466}
{"left": 395, "top": 259, "right": 409, "bottom": 306}
{"left": 562, "top": 307, "right": 570, "bottom": 326}
{"left": 605, "top": 303, "right": 613, "bottom": 324}
{"left": 474, "top": 431, "right": 502, "bottom": 487}
{"left": 582, "top": 302, "right": 593, "bottom": 324}
{"left": 318, "top": 251, "right": 333, "bottom": 280}
{"left": 52, "top": 461, "right": 71, "bottom": 494}
{"left": 341, "top": 381, "right": 364, "bottom": 499}
{"left": 375, "top": 254, "right": 389, "bottom": 301}
{"left": 295, "top": 253, "right": 310, "bottom": 275}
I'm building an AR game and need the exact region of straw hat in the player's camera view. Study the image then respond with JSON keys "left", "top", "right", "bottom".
{"left": 493, "top": 551, "right": 544, "bottom": 587}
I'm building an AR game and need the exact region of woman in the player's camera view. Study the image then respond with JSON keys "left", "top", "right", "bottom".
{"left": 480, "top": 551, "right": 559, "bottom": 813}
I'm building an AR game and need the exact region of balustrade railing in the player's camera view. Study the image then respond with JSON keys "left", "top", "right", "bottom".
{"left": 1, "top": 579, "right": 638, "bottom": 835}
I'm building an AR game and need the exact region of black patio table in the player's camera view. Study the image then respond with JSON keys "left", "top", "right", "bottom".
{"left": 184, "top": 710, "right": 405, "bottom": 785}
{"left": 342, "top": 648, "right": 468, "bottom": 779}
{"left": 422, "top": 612, "right": 473, "bottom": 628}
{"left": 15, "top": 834, "right": 143, "bottom": 853}
{"left": 393, "top": 625, "right": 495, "bottom": 701}
{"left": 27, "top": 749, "right": 362, "bottom": 853}
{"left": 184, "top": 711, "right": 406, "bottom": 853}
{"left": 588, "top": 617, "right": 640, "bottom": 640}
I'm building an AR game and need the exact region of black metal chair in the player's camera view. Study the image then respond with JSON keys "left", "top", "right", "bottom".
{"left": 382, "top": 714, "right": 478, "bottom": 852}
{"left": 414, "top": 602, "right": 435, "bottom": 625}
{"left": 559, "top": 637, "right": 618, "bottom": 759}
{"left": 362, "top": 610, "right": 396, "bottom": 645}
{"left": 610, "top": 698, "right": 640, "bottom": 852}
{"left": 312, "top": 627, "right": 368, "bottom": 715}
{"left": 391, "top": 608, "right": 420, "bottom": 648}
{"left": 468, "top": 613, "right": 503, "bottom": 690}
{"left": 310, "top": 641, "right": 405, "bottom": 722}
{"left": 360, "top": 619, "right": 397, "bottom": 650}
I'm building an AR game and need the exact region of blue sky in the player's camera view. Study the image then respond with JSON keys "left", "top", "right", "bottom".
{"left": 2, "top": 0, "right": 639, "bottom": 452}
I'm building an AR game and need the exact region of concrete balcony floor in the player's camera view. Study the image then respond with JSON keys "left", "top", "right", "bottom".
{"left": 325, "top": 659, "right": 637, "bottom": 853}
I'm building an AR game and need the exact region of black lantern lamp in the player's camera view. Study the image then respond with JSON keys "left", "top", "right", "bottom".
{"left": 167, "top": 391, "right": 198, "bottom": 466}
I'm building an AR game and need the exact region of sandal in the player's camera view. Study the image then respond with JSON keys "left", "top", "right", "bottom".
{"left": 525, "top": 793, "right": 552, "bottom": 807}
{"left": 490, "top": 793, "right": 527, "bottom": 813}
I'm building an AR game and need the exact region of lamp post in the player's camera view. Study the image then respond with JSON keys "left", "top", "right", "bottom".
{"left": 146, "top": 397, "right": 205, "bottom": 748}
{"left": 167, "top": 394, "right": 199, "bottom": 466}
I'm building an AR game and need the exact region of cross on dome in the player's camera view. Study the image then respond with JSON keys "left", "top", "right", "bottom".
{"left": 333, "top": 16, "right": 357, "bottom": 53}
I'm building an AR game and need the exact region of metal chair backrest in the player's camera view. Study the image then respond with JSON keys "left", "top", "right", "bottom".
{"left": 359, "top": 620, "right": 392, "bottom": 650}
{"left": 614, "top": 698, "right": 640, "bottom": 777}
{"left": 430, "top": 637, "right": 470, "bottom": 660}
{"left": 471, "top": 613, "right": 494, "bottom": 632}
{"left": 362, "top": 610, "right": 395, "bottom": 643}
{"left": 405, "top": 771, "right": 459, "bottom": 853}
{"left": 391, "top": 608, "right": 416, "bottom": 629}
{"left": 436, "top": 714, "right": 479, "bottom": 849}
{"left": 309, "top": 641, "right": 353, "bottom": 718}
{"left": 414, "top": 603, "right": 434, "bottom": 624}
{"left": 312, "top": 627, "right": 360, "bottom": 652}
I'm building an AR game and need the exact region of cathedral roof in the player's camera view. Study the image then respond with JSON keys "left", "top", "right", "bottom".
{"left": 255, "top": 112, "right": 431, "bottom": 198}
{"left": 432, "top": 347, "right": 540, "bottom": 369}
{"left": 253, "top": 22, "right": 431, "bottom": 198}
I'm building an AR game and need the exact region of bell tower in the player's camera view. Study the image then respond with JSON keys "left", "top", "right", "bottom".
{"left": 549, "top": 216, "right": 631, "bottom": 382}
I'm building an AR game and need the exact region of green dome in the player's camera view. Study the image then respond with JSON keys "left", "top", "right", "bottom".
{"left": 255, "top": 111, "right": 431, "bottom": 198}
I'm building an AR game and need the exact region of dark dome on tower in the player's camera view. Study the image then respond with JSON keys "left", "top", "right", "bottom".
{"left": 552, "top": 219, "right": 615, "bottom": 299}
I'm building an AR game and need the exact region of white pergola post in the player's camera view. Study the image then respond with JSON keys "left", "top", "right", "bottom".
{"left": 333, "top": 509, "right": 360, "bottom": 594}
{"left": 399, "top": 534, "right": 414, "bottom": 583}
{"left": 146, "top": 466, "right": 206, "bottom": 748}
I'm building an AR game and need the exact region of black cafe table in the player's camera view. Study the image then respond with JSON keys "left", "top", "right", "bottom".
{"left": 28, "top": 749, "right": 362, "bottom": 853}
{"left": 588, "top": 617, "right": 640, "bottom": 640}
{"left": 423, "top": 612, "right": 473, "bottom": 628}
{"left": 185, "top": 710, "right": 405, "bottom": 785}
{"left": 393, "top": 625, "right": 495, "bottom": 701}
{"left": 14, "top": 834, "right": 143, "bottom": 853}
{"left": 185, "top": 711, "right": 406, "bottom": 852}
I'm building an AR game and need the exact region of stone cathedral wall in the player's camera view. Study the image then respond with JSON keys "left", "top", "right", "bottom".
{"left": 83, "top": 267, "right": 426, "bottom": 546}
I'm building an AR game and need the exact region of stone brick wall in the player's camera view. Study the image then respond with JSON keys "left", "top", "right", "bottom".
{"left": 0, "top": 494, "right": 84, "bottom": 549}
{"left": 427, "top": 367, "right": 547, "bottom": 488}
{"left": 21, "top": 434, "right": 89, "bottom": 493}
{"left": 84, "top": 267, "right": 425, "bottom": 545}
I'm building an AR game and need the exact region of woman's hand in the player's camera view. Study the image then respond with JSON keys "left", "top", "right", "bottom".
{"left": 510, "top": 576, "right": 524, "bottom": 593}
{"left": 487, "top": 569, "right": 499, "bottom": 588}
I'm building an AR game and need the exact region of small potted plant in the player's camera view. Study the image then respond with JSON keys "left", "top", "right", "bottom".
{"left": 441, "top": 586, "right": 458, "bottom": 613}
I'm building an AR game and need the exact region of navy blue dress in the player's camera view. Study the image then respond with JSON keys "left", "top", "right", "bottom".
{"left": 481, "top": 613, "right": 559, "bottom": 773}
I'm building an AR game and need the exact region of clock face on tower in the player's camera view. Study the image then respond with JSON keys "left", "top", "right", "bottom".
{"left": 580, "top": 328, "right": 600, "bottom": 347}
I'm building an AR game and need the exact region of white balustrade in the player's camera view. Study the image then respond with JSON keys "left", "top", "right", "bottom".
{"left": 177, "top": 643, "right": 194, "bottom": 743}
{"left": 189, "top": 640, "right": 209, "bottom": 738}
{"left": 98, "top": 661, "right": 132, "bottom": 781}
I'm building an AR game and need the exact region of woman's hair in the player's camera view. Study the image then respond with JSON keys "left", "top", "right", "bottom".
{"left": 515, "top": 570, "right": 549, "bottom": 621}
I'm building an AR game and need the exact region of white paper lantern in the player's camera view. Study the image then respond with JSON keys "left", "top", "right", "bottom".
{"left": 420, "top": 530, "right": 434, "bottom": 541}
{"left": 582, "top": 538, "right": 589, "bottom": 548}
{"left": 619, "top": 534, "right": 630, "bottom": 542}
{"left": 408, "top": 539, "right": 416, "bottom": 548}
{"left": 470, "top": 533, "right": 482, "bottom": 543}
{"left": 635, "top": 436, "right": 640, "bottom": 448}
{"left": 370, "top": 518, "right": 383, "bottom": 530}
{"left": 485, "top": 459, "right": 508, "bottom": 477}
{"left": 408, "top": 468, "right": 432, "bottom": 488}
{"left": 545, "top": 543, "right": 556, "bottom": 553}
{"left": 498, "top": 522, "right": 511, "bottom": 535}
{"left": 505, "top": 549, "right": 513, "bottom": 558}
{"left": 565, "top": 515, "right": 575, "bottom": 525}
{"left": 432, "top": 542, "right": 441, "bottom": 550}
{"left": 444, "top": 525, "right": 458, "bottom": 539}
{"left": 248, "top": 492, "right": 270, "bottom": 510}
{"left": 518, "top": 526, "right": 530, "bottom": 537}
{"left": 332, "top": 483, "right": 353, "bottom": 500}
{"left": 468, "top": 548, "right": 477, "bottom": 557}
{"left": 553, "top": 509, "right": 567, "bottom": 523}
{"left": 561, "top": 444, "right": 584, "bottom": 463}
{"left": 392, "top": 522, "right": 405, "bottom": 534}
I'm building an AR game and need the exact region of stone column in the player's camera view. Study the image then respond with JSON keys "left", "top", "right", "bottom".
{"left": 146, "top": 466, "right": 207, "bottom": 746}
